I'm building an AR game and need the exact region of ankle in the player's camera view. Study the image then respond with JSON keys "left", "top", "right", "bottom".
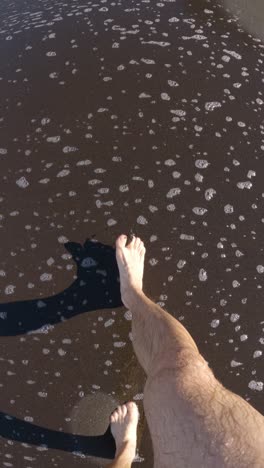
{"left": 115, "top": 440, "right": 137, "bottom": 461}
{"left": 122, "top": 287, "right": 145, "bottom": 309}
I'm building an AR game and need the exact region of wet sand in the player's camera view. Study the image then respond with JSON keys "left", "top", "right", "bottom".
{"left": 0, "top": 0, "right": 263, "bottom": 466}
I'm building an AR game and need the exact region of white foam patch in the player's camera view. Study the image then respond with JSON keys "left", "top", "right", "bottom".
{"left": 47, "top": 135, "right": 60, "bottom": 143}
{"left": 195, "top": 159, "right": 210, "bottom": 169}
{"left": 161, "top": 92, "right": 170, "bottom": 100}
{"left": 205, "top": 101, "right": 222, "bottom": 111}
{"left": 192, "top": 207, "right": 207, "bottom": 215}
{"left": 137, "top": 215, "right": 148, "bottom": 224}
{"left": 113, "top": 342, "right": 126, "bottom": 348}
{"left": 223, "top": 49, "right": 242, "bottom": 60}
{"left": 16, "top": 176, "right": 29, "bottom": 188}
{"left": 182, "top": 35, "right": 207, "bottom": 40}
{"left": 248, "top": 381, "right": 263, "bottom": 391}
{"left": 142, "top": 41, "right": 170, "bottom": 47}
{"left": 224, "top": 204, "right": 234, "bottom": 214}
{"left": 211, "top": 319, "right": 220, "bottom": 328}
{"left": 40, "top": 273, "right": 52, "bottom": 281}
{"left": 205, "top": 188, "right": 216, "bottom": 200}
{"left": 63, "top": 146, "right": 78, "bottom": 153}
{"left": 237, "top": 181, "right": 252, "bottom": 189}
{"left": 180, "top": 234, "right": 195, "bottom": 240}
{"left": 57, "top": 169, "right": 70, "bottom": 177}
{"left": 167, "top": 188, "right": 181, "bottom": 198}
{"left": 5, "top": 285, "right": 16, "bottom": 294}
{"left": 199, "top": 269, "right": 208, "bottom": 281}
{"left": 104, "top": 319, "right": 115, "bottom": 327}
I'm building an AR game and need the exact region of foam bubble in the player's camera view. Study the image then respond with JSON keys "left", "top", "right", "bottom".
{"left": 205, "top": 101, "right": 222, "bottom": 111}
{"left": 237, "top": 181, "right": 252, "bottom": 189}
{"left": 167, "top": 188, "right": 181, "bottom": 198}
{"left": 16, "top": 176, "right": 29, "bottom": 188}
{"left": 248, "top": 380, "right": 263, "bottom": 391}
{"left": 195, "top": 159, "right": 210, "bottom": 169}
{"left": 199, "top": 269, "right": 208, "bottom": 281}
{"left": 192, "top": 207, "right": 207, "bottom": 215}
{"left": 161, "top": 92, "right": 170, "bottom": 100}
{"left": 57, "top": 169, "right": 70, "bottom": 177}
{"left": 224, "top": 204, "right": 234, "bottom": 214}
{"left": 211, "top": 319, "right": 220, "bottom": 328}
{"left": 137, "top": 215, "right": 148, "bottom": 224}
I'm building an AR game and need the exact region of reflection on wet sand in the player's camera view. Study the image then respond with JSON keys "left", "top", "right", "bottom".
{"left": 223, "top": 0, "right": 264, "bottom": 42}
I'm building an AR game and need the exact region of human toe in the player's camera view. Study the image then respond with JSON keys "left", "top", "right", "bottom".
{"left": 139, "top": 244, "right": 146, "bottom": 255}
{"left": 126, "top": 401, "right": 139, "bottom": 418}
{"left": 110, "top": 410, "right": 118, "bottom": 422}
{"left": 116, "top": 234, "right": 127, "bottom": 249}
{"left": 127, "top": 235, "right": 136, "bottom": 248}
{"left": 134, "top": 237, "right": 143, "bottom": 249}
{"left": 121, "top": 404, "right": 128, "bottom": 417}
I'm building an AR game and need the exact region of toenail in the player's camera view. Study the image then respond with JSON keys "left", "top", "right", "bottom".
{"left": 127, "top": 401, "right": 135, "bottom": 409}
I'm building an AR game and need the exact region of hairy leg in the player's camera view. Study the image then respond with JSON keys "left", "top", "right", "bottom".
{"left": 115, "top": 234, "right": 204, "bottom": 377}
{"left": 115, "top": 234, "right": 264, "bottom": 467}
{"left": 130, "top": 289, "right": 207, "bottom": 377}
{"left": 129, "top": 289, "right": 264, "bottom": 467}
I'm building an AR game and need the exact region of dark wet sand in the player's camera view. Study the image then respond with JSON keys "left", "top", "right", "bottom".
{"left": 0, "top": 0, "right": 264, "bottom": 466}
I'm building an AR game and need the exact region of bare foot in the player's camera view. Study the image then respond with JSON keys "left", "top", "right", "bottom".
{"left": 115, "top": 234, "right": 146, "bottom": 308}
{"left": 110, "top": 401, "right": 139, "bottom": 460}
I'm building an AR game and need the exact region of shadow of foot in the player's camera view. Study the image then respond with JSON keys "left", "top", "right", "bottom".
{"left": 0, "top": 238, "right": 123, "bottom": 336}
